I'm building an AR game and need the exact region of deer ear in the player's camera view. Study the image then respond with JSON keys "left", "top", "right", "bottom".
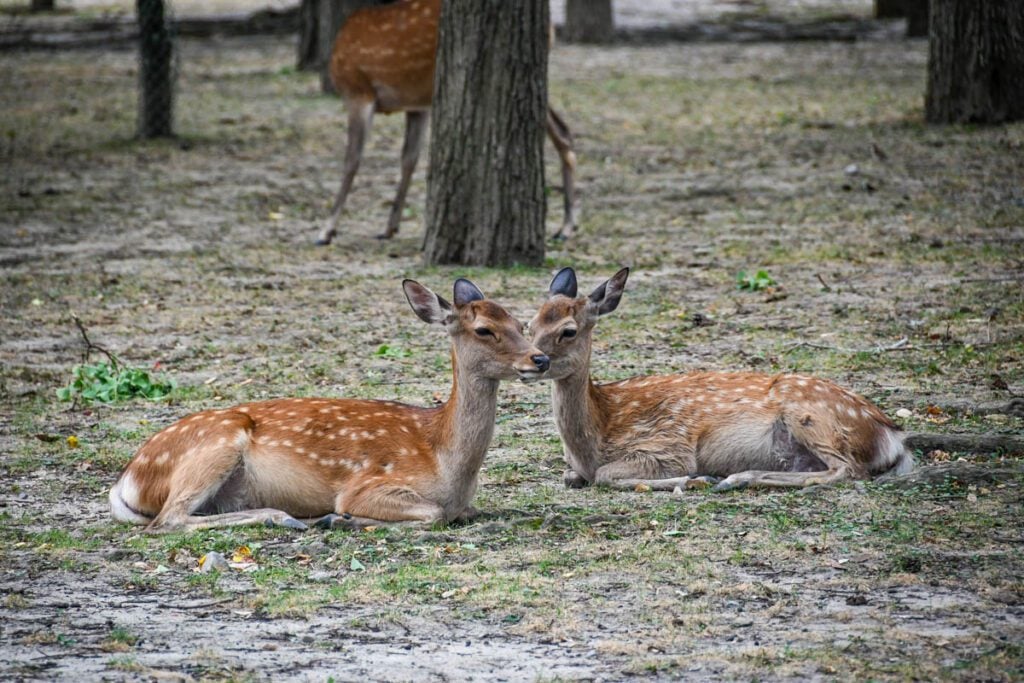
{"left": 404, "top": 279, "right": 452, "bottom": 325}
{"left": 548, "top": 267, "right": 578, "bottom": 299}
{"left": 453, "top": 278, "right": 486, "bottom": 307}
{"left": 587, "top": 267, "right": 630, "bottom": 316}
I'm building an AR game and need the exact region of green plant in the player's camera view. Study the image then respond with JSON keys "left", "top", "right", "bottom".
{"left": 56, "top": 314, "right": 174, "bottom": 404}
{"left": 56, "top": 361, "right": 174, "bottom": 404}
{"left": 374, "top": 344, "right": 413, "bottom": 359}
{"left": 736, "top": 269, "right": 777, "bottom": 291}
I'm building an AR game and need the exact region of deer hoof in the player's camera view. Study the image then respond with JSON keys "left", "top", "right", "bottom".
{"left": 270, "top": 516, "right": 309, "bottom": 531}
{"left": 712, "top": 478, "right": 748, "bottom": 493}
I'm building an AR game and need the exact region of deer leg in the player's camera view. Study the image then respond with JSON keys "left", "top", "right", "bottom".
{"left": 563, "top": 468, "right": 589, "bottom": 489}
{"left": 593, "top": 454, "right": 697, "bottom": 491}
{"left": 317, "top": 99, "right": 376, "bottom": 246}
{"left": 600, "top": 475, "right": 721, "bottom": 492}
{"left": 381, "top": 109, "right": 429, "bottom": 240}
{"left": 712, "top": 465, "right": 853, "bottom": 492}
{"left": 546, "top": 106, "right": 578, "bottom": 240}
{"left": 313, "top": 485, "right": 446, "bottom": 529}
{"left": 145, "top": 442, "right": 307, "bottom": 533}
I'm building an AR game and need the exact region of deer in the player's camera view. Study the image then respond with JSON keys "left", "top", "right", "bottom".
{"left": 525, "top": 267, "right": 915, "bottom": 493}
{"left": 108, "top": 277, "right": 550, "bottom": 532}
{"left": 315, "top": 0, "right": 578, "bottom": 246}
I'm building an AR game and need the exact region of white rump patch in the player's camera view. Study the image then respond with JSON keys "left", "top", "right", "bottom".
{"left": 871, "top": 427, "right": 913, "bottom": 476}
{"left": 109, "top": 473, "right": 151, "bottom": 525}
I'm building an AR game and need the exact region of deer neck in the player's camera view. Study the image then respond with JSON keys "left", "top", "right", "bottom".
{"left": 550, "top": 349, "right": 607, "bottom": 481}
{"left": 431, "top": 349, "right": 499, "bottom": 497}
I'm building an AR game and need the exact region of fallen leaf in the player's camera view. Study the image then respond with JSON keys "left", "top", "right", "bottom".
{"left": 350, "top": 557, "right": 365, "bottom": 571}
{"left": 231, "top": 546, "right": 253, "bottom": 563}
{"left": 634, "top": 483, "right": 651, "bottom": 493}
{"left": 66, "top": 435, "right": 79, "bottom": 448}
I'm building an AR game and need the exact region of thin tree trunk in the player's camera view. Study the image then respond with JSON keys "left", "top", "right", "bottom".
{"left": 423, "top": 0, "right": 548, "bottom": 267}
{"left": 904, "top": 0, "right": 928, "bottom": 37}
{"left": 926, "top": 0, "right": 1024, "bottom": 124}
{"left": 136, "top": 0, "right": 174, "bottom": 138}
{"left": 296, "top": 0, "right": 384, "bottom": 92}
{"left": 297, "top": 0, "right": 319, "bottom": 71}
{"left": 564, "top": 0, "right": 614, "bottom": 43}
{"left": 30, "top": 0, "right": 55, "bottom": 11}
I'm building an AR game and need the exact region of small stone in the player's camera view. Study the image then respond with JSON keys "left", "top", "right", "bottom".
{"left": 844, "top": 163, "right": 860, "bottom": 176}
{"left": 200, "top": 551, "right": 229, "bottom": 573}
{"left": 895, "top": 408, "right": 913, "bottom": 419}
{"left": 308, "top": 570, "right": 336, "bottom": 583}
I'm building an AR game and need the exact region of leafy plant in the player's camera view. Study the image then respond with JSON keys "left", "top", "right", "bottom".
{"left": 736, "top": 269, "right": 777, "bottom": 291}
{"left": 374, "top": 344, "right": 413, "bottom": 359}
{"left": 56, "top": 361, "right": 174, "bottom": 404}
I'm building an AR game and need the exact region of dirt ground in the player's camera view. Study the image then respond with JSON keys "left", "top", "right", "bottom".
{"left": 2, "top": 4, "right": 1023, "bottom": 681}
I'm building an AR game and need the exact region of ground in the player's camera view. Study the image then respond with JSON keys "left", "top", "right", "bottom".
{"left": 1, "top": 5, "right": 1023, "bottom": 682}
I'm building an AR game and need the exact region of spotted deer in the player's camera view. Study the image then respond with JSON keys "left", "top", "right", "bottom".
{"left": 526, "top": 267, "right": 914, "bottom": 493}
{"left": 108, "top": 278, "right": 550, "bottom": 532}
{"left": 316, "top": 0, "right": 578, "bottom": 245}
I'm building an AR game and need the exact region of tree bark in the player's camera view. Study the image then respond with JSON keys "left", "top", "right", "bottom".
{"left": 295, "top": 0, "right": 385, "bottom": 92}
{"left": 926, "top": 0, "right": 1024, "bottom": 124}
{"left": 423, "top": 0, "right": 548, "bottom": 267}
{"left": 564, "top": 0, "right": 614, "bottom": 43}
{"left": 30, "top": 0, "right": 55, "bottom": 11}
{"left": 136, "top": 0, "right": 174, "bottom": 138}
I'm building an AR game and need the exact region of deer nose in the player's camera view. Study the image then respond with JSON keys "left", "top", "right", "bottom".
{"left": 531, "top": 354, "right": 550, "bottom": 372}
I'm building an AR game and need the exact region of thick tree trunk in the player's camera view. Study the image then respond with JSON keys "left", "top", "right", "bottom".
{"left": 295, "top": 0, "right": 384, "bottom": 93}
{"left": 564, "top": 0, "right": 614, "bottom": 43}
{"left": 926, "top": 0, "right": 1024, "bottom": 124}
{"left": 136, "top": 0, "right": 174, "bottom": 138}
{"left": 423, "top": 0, "right": 548, "bottom": 267}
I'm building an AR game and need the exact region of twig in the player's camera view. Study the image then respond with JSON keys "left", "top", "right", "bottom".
{"left": 783, "top": 337, "right": 909, "bottom": 354}
{"left": 71, "top": 313, "right": 120, "bottom": 369}
{"left": 814, "top": 273, "right": 831, "bottom": 292}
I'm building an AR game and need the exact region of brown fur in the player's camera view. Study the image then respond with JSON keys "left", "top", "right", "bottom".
{"left": 109, "top": 280, "right": 547, "bottom": 532}
{"left": 529, "top": 268, "right": 913, "bottom": 492}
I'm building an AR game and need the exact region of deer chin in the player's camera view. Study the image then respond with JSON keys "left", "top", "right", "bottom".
{"left": 516, "top": 369, "right": 549, "bottom": 383}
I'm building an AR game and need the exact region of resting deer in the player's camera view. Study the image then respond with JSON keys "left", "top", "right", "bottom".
{"left": 108, "top": 278, "right": 549, "bottom": 532}
{"left": 316, "top": 0, "right": 578, "bottom": 245}
{"left": 526, "top": 267, "right": 914, "bottom": 493}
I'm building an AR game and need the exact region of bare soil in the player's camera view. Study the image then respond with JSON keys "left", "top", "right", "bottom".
{"left": 1, "top": 8, "right": 1023, "bottom": 682}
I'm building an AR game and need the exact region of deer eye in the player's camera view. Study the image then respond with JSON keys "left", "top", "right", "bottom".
{"left": 561, "top": 328, "right": 577, "bottom": 340}
{"left": 474, "top": 327, "right": 495, "bottom": 338}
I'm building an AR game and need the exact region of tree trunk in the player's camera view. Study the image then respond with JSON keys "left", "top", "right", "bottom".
{"left": 136, "top": 0, "right": 174, "bottom": 139}
{"left": 875, "top": 0, "right": 905, "bottom": 19}
{"left": 295, "top": 0, "right": 385, "bottom": 92}
{"left": 564, "top": 0, "right": 614, "bottom": 43}
{"left": 297, "top": 0, "right": 319, "bottom": 71}
{"left": 904, "top": 0, "right": 928, "bottom": 37}
{"left": 423, "top": 0, "right": 548, "bottom": 267}
{"left": 30, "top": 0, "right": 55, "bottom": 11}
{"left": 926, "top": 0, "right": 1024, "bottom": 124}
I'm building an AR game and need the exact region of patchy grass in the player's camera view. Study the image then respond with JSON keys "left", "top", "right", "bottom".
{"left": 1, "top": 23, "right": 1023, "bottom": 682}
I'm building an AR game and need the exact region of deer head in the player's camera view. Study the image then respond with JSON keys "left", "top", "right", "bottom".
{"left": 404, "top": 278, "right": 549, "bottom": 381}
{"left": 526, "top": 267, "right": 629, "bottom": 382}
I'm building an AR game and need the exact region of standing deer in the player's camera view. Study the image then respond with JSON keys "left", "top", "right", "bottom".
{"left": 526, "top": 267, "right": 914, "bottom": 492}
{"left": 108, "top": 278, "right": 550, "bottom": 532}
{"left": 316, "top": 0, "right": 578, "bottom": 245}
